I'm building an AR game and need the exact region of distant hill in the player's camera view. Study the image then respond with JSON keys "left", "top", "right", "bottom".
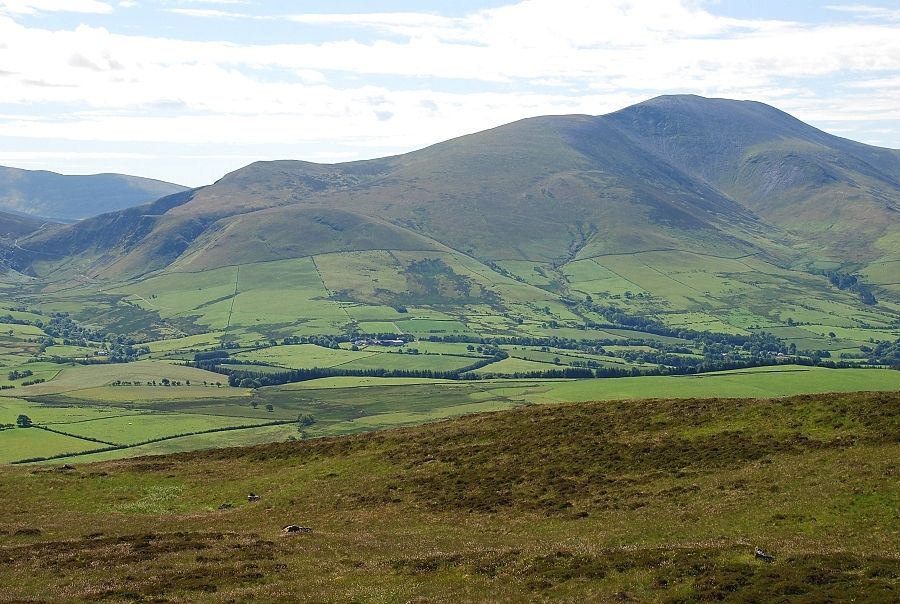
{"left": 0, "top": 166, "right": 188, "bottom": 221}
{"left": 6, "top": 95, "right": 900, "bottom": 341}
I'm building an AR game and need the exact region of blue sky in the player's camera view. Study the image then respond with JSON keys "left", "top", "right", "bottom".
{"left": 1, "top": 0, "right": 899, "bottom": 186}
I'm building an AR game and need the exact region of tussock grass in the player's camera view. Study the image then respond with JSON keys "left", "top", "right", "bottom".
{"left": 0, "top": 390, "right": 896, "bottom": 601}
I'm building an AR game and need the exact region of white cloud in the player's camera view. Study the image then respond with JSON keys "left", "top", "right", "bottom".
{"left": 825, "top": 4, "right": 900, "bottom": 21}
{"left": 167, "top": 8, "right": 257, "bottom": 19}
{"left": 0, "top": 0, "right": 113, "bottom": 14}
{"left": 0, "top": 0, "right": 899, "bottom": 184}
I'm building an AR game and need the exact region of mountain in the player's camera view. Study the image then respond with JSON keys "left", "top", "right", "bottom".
{"left": 0, "top": 208, "right": 54, "bottom": 240}
{"left": 0, "top": 166, "right": 188, "bottom": 221}
{"left": 606, "top": 95, "right": 900, "bottom": 262}
{"left": 5, "top": 95, "right": 900, "bottom": 342}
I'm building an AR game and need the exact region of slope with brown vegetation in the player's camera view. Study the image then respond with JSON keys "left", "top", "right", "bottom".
{"left": 1, "top": 390, "right": 897, "bottom": 602}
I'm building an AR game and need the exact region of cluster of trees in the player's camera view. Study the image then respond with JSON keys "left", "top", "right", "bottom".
{"left": 110, "top": 378, "right": 203, "bottom": 387}
{"left": 823, "top": 271, "right": 877, "bottom": 305}
{"left": 41, "top": 313, "right": 106, "bottom": 345}
{"left": 104, "top": 341, "right": 150, "bottom": 363}
{"left": 0, "top": 314, "right": 32, "bottom": 326}
{"left": 477, "top": 367, "right": 595, "bottom": 379}
{"left": 7, "top": 369, "right": 33, "bottom": 380}
{"left": 581, "top": 303, "right": 749, "bottom": 345}
{"left": 866, "top": 337, "right": 900, "bottom": 366}
{"left": 194, "top": 350, "right": 230, "bottom": 362}
{"left": 281, "top": 334, "right": 348, "bottom": 349}
{"left": 225, "top": 366, "right": 482, "bottom": 388}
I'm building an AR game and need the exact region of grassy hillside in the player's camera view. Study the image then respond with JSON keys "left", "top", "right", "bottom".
{"left": 1, "top": 390, "right": 896, "bottom": 602}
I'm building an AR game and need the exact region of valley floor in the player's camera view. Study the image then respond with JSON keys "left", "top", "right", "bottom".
{"left": 3, "top": 364, "right": 900, "bottom": 464}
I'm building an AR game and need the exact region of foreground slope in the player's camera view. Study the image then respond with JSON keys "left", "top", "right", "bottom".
{"left": 1, "top": 391, "right": 897, "bottom": 602}
{"left": 0, "top": 165, "right": 188, "bottom": 221}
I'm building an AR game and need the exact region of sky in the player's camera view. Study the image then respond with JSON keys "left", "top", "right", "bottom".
{"left": 0, "top": 1, "right": 899, "bottom": 187}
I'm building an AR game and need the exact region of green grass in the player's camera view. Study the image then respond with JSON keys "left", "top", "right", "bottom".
{"left": 62, "top": 385, "right": 247, "bottom": 403}
{"left": 233, "top": 344, "right": 376, "bottom": 369}
{"left": 54, "top": 412, "right": 271, "bottom": 446}
{"left": 0, "top": 397, "right": 133, "bottom": 425}
{"left": 473, "top": 356, "right": 558, "bottom": 374}
{"left": 278, "top": 376, "right": 453, "bottom": 389}
{"left": 337, "top": 352, "right": 477, "bottom": 372}
{"left": 0, "top": 391, "right": 896, "bottom": 601}
{"left": 144, "top": 332, "right": 226, "bottom": 353}
{"left": 395, "top": 318, "right": 471, "bottom": 334}
{"left": 0, "top": 428, "right": 95, "bottom": 463}
{"left": 531, "top": 365, "right": 900, "bottom": 402}
{"left": 356, "top": 321, "right": 401, "bottom": 333}
{"left": 0, "top": 360, "right": 226, "bottom": 397}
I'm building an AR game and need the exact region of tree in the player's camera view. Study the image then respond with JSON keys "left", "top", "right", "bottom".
{"left": 16, "top": 414, "right": 32, "bottom": 428}
{"left": 265, "top": 404, "right": 274, "bottom": 412}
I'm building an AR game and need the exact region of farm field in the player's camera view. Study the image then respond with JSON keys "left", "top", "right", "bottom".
{"left": 232, "top": 344, "right": 378, "bottom": 368}
{"left": 0, "top": 428, "right": 97, "bottom": 463}
{"left": 62, "top": 385, "right": 247, "bottom": 403}
{"left": 3, "top": 364, "right": 899, "bottom": 464}
{"left": 0, "top": 361, "right": 227, "bottom": 397}
{"left": 55, "top": 412, "right": 273, "bottom": 446}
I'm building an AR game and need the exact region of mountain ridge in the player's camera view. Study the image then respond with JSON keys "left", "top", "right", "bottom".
{"left": 0, "top": 165, "right": 189, "bottom": 222}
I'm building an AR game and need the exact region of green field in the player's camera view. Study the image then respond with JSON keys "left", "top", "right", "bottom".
{"left": 529, "top": 365, "right": 900, "bottom": 401}
{"left": 55, "top": 413, "right": 272, "bottom": 446}
{"left": 4, "top": 365, "right": 898, "bottom": 464}
{"left": 0, "top": 428, "right": 97, "bottom": 463}
{"left": 0, "top": 361, "right": 228, "bottom": 397}
{"left": 233, "top": 344, "right": 377, "bottom": 368}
